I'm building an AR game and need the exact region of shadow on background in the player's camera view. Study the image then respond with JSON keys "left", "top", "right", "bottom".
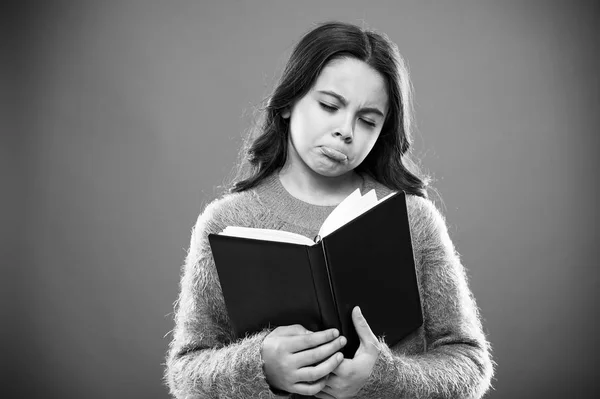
{"left": 6, "top": 1, "right": 599, "bottom": 398}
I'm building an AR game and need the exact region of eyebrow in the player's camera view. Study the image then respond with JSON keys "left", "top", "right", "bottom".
{"left": 317, "top": 90, "right": 385, "bottom": 118}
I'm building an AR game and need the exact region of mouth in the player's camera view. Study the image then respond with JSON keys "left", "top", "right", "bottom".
{"left": 320, "top": 146, "right": 349, "bottom": 163}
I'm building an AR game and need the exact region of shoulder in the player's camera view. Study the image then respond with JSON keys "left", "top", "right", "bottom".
{"left": 406, "top": 194, "right": 445, "bottom": 228}
{"left": 406, "top": 194, "right": 454, "bottom": 253}
{"left": 361, "top": 173, "right": 449, "bottom": 241}
{"left": 362, "top": 174, "right": 445, "bottom": 226}
{"left": 192, "top": 190, "right": 267, "bottom": 236}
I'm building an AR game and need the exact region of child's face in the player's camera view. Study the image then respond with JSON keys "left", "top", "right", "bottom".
{"left": 283, "top": 57, "right": 389, "bottom": 178}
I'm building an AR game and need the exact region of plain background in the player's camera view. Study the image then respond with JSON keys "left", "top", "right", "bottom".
{"left": 5, "top": 0, "right": 599, "bottom": 398}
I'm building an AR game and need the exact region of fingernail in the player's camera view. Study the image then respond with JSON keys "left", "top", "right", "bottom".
{"left": 340, "top": 336, "right": 347, "bottom": 346}
{"left": 332, "top": 329, "right": 339, "bottom": 338}
{"left": 337, "top": 353, "right": 344, "bottom": 361}
{"left": 357, "top": 306, "right": 362, "bottom": 316}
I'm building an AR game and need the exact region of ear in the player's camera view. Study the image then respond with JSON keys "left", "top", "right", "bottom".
{"left": 281, "top": 108, "right": 291, "bottom": 119}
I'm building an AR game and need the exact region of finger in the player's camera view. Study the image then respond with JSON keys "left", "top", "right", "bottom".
{"left": 288, "top": 328, "right": 339, "bottom": 353}
{"left": 293, "top": 335, "right": 347, "bottom": 368}
{"left": 352, "top": 306, "right": 379, "bottom": 353}
{"left": 274, "top": 324, "right": 313, "bottom": 337}
{"left": 292, "top": 375, "right": 329, "bottom": 397}
{"left": 295, "top": 352, "right": 344, "bottom": 383}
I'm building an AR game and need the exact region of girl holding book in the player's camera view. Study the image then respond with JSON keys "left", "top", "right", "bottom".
{"left": 164, "top": 21, "right": 494, "bottom": 398}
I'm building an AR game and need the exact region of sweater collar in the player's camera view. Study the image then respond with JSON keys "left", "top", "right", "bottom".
{"left": 253, "top": 170, "right": 368, "bottom": 229}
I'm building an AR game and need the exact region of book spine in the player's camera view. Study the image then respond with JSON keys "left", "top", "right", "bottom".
{"left": 306, "top": 245, "right": 341, "bottom": 332}
{"left": 320, "top": 240, "right": 359, "bottom": 358}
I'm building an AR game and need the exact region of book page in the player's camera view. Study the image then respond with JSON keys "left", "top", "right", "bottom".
{"left": 316, "top": 188, "right": 362, "bottom": 239}
{"left": 218, "top": 190, "right": 399, "bottom": 245}
{"left": 318, "top": 189, "right": 398, "bottom": 239}
{"left": 219, "top": 226, "right": 314, "bottom": 246}
{"left": 343, "top": 189, "right": 378, "bottom": 223}
{"left": 318, "top": 189, "right": 378, "bottom": 238}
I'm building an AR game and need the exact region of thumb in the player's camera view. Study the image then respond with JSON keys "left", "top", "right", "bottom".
{"left": 352, "top": 306, "right": 379, "bottom": 353}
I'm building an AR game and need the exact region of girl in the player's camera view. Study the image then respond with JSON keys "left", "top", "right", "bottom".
{"left": 164, "top": 21, "right": 494, "bottom": 399}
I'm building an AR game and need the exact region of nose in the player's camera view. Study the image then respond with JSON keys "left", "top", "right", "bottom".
{"left": 334, "top": 117, "right": 354, "bottom": 142}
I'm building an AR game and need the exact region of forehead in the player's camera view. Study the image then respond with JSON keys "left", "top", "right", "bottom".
{"left": 312, "top": 58, "right": 389, "bottom": 110}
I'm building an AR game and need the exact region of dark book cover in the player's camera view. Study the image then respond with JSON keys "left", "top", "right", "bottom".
{"left": 208, "top": 191, "right": 423, "bottom": 358}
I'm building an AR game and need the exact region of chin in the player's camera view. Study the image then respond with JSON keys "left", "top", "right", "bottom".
{"left": 310, "top": 164, "right": 353, "bottom": 178}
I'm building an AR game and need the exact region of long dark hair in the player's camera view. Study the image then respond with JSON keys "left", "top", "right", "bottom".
{"left": 230, "top": 21, "right": 430, "bottom": 198}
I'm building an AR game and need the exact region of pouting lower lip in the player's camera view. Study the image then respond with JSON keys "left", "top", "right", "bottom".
{"left": 320, "top": 146, "right": 348, "bottom": 163}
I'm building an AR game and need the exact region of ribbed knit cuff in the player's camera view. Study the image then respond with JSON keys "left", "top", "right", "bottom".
{"left": 257, "top": 328, "right": 292, "bottom": 398}
{"left": 354, "top": 339, "right": 400, "bottom": 399}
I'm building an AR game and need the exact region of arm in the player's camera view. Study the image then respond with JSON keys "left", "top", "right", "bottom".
{"left": 356, "top": 196, "right": 495, "bottom": 399}
{"left": 163, "top": 200, "right": 289, "bottom": 398}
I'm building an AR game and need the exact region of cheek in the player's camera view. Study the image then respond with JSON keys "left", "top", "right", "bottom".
{"left": 350, "top": 134, "right": 380, "bottom": 164}
{"left": 290, "top": 112, "right": 320, "bottom": 146}
{"left": 288, "top": 122, "right": 315, "bottom": 158}
{"left": 358, "top": 133, "right": 380, "bottom": 154}
{"left": 289, "top": 121, "right": 307, "bottom": 150}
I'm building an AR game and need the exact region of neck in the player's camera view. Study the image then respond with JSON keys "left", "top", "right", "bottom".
{"left": 278, "top": 163, "right": 362, "bottom": 206}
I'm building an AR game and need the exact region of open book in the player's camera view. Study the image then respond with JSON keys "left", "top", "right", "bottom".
{"left": 208, "top": 189, "right": 422, "bottom": 358}
{"left": 219, "top": 188, "right": 397, "bottom": 245}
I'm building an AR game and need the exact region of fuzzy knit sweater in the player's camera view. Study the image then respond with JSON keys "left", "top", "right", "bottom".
{"left": 164, "top": 171, "right": 495, "bottom": 398}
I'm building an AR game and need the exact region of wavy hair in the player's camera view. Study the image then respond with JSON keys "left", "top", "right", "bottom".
{"left": 229, "top": 21, "right": 429, "bottom": 198}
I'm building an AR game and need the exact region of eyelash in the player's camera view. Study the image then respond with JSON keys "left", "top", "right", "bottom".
{"left": 319, "top": 103, "right": 376, "bottom": 127}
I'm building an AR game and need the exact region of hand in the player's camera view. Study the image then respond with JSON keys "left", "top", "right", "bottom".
{"left": 316, "top": 307, "right": 381, "bottom": 399}
{"left": 262, "top": 324, "right": 347, "bottom": 396}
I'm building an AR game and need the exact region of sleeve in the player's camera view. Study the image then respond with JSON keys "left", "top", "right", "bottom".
{"left": 163, "top": 199, "right": 290, "bottom": 399}
{"left": 356, "top": 196, "right": 495, "bottom": 399}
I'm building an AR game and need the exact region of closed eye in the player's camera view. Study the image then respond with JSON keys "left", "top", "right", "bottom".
{"left": 320, "top": 102, "right": 377, "bottom": 128}
{"left": 319, "top": 102, "right": 338, "bottom": 112}
{"left": 360, "top": 118, "right": 376, "bottom": 128}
